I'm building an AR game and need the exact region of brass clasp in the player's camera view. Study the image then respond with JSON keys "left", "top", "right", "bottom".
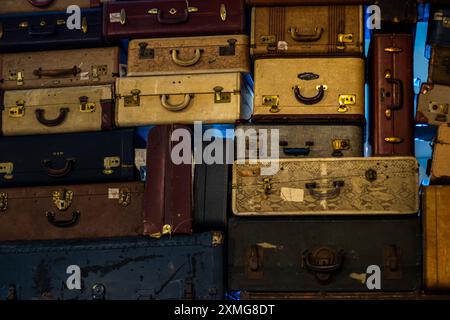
{"left": 9, "top": 100, "right": 25, "bottom": 118}
{"left": 262, "top": 95, "right": 280, "bottom": 113}
{"left": 123, "top": 89, "right": 141, "bottom": 107}
{"left": 336, "top": 33, "right": 354, "bottom": 50}
{"left": 79, "top": 96, "right": 96, "bottom": 113}
{"left": 0, "top": 163, "right": 14, "bottom": 180}
{"left": 103, "top": 156, "right": 121, "bottom": 175}
{"left": 52, "top": 190, "right": 74, "bottom": 211}
{"left": 91, "top": 65, "right": 107, "bottom": 82}
{"left": 213, "top": 86, "right": 231, "bottom": 103}
{"left": 118, "top": 188, "right": 131, "bottom": 207}
{"left": 338, "top": 94, "right": 356, "bottom": 113}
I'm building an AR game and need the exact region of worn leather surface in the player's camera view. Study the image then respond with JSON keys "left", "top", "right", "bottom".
{"left": 0, "top": 0, "right": 99, "bottom": 14}
{"left": 428, "top": 6, "right": 450, "bottom": 46}
{"left": 430, "top": 126, "right": 450, "bottom": 183}
{"left": 428, "top": 45, "right": 450, "bottom": 86}
{"left": 416, "top": 83, "right": 450, "bottom": 126}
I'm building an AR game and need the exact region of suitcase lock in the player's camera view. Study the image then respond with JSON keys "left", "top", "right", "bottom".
{"left": 212, "top": 232, "right": 224, "bottom": 247}
{"left": 332, "top": 139, "right": 350, "bottom": 157}
{"left": 8, "top": 100, "right": 25, "bottom": 118}
{"left": 103, "top": 156, "right": 121, "bottom": 175}
{"left": 0, "top": 163, "right": 14, "bottom": 180}
{"left": 336, "top": 33, "right": 354, "bottom": 50}
{"left": 8, "top": 71, "right": 24, "bottom": 86}
{"left": 118, "top": 188, "right": 131, "bottom": 207}
{"left": 219, "top": 39, "right": 237, "bottom": 56}
{"left": 79, "top": 96, "right": 96, "bottom": 113}
{"left": 52, "top": 190, "right": 73, "bottom": 211}
{"left": 338, "top": 95, "right": 356, "bottom": 113}
{"left": 92, "top": 284, "right": 106, "bottom": 300}
{"left": 303, "top": 247, "right": 344, "bottom": 285}
{"left": 214, "top": 86, "right": 231, "bottom": 103}
{"left": 138, "top": 42, "right": 154, "bottom": 59}
{"left": 0, "top": 192, "right": 7, "bottom": 213}
{"left": 262, "top": 95, "right": 280, "bottom": 113}
{"left": 91, "top": 65, "right": 108, "bottom": 82}
{"left": 123, "top": 89, "right": 141, "bottom": 107}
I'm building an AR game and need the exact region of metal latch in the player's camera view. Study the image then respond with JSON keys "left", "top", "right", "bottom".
{"left": 138, "top": 42, "right": 154, "bottom": 59}
{"left": 246, "top": 245, "right": 264, "bottom": 280}
{"left": 259, "top": 178, "right": 273, "bottom": 196}
{"left": 103, "top": 156, "right": 121, "bottom": 175}
{"left": 8, "top": 100, "right": 25, "bottom": 118}
{"left": 92, "top": 284, "right": 106, "bottom": 300}
{"left": 219, "top": 39, "right": 236, "bottom": 56}
{"left": 0, "top": 192, "right": 7, "bottom": 213}
{"left": 123, "top": 89, "right": 141, "bottom": 107}
{"left": 338, "top": 94, "right": 356, "bottom": 113}
{"left": 332, "top": 139, "right": 350, "bottom": 157}
{"left": 336, "top": 33, "right": 354, "bottom": 50}
{"left": 79, "top": 96, "right": 96, "bottom": 112}
{"left": 263, "top": 95, "right": 280, "bottom": 113}
{"left": 0, "top": 163, "right": 14, "bottom": 180}
{"left": 213, "top": 86, "right": 231, "bottom": 103}
{"left": 9, "top": 71, "right": 24, "bottom": 86}
{"left": 212, "top": 232, "right": 224, "bottom": 246}
{"left": 429, "top": 102, "right": 449, "bottom": 115}
{"left": 150, "top": 224, "right": 173, "bottom": 239}
{"left": 52, "top": 189, "right": 74, "bottom": 211}
{"left": 220, "top": 4, "right": 227, "bottom": 21}
{"left": 118, "top": 188, "right": 131, "bottom": 207}
{"left": 91, "top": 65, "right": 107, "bottom": 81}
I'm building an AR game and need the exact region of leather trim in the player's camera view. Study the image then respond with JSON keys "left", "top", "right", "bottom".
{"left": 100, "top": 99, "right": 114, "bottom": 130}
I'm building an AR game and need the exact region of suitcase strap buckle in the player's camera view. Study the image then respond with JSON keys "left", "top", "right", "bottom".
{"left": 0, "top": 192, "right": 7, "bottom": 212}
{"left": 52, "top": 190, "right": 74, "bottom": 211}
{"left": 8, "top": 100, "right": 26, "bottom": 118}
{"left": 0, "top": 163, "right": 14, "bottom": 180}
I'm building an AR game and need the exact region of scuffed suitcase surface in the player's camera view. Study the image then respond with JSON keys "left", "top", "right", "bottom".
{"left": 0, "top": 0, "right": 99, "bottom": 15}
{"left": 416, "top": 83, "right": 450, "bottom": 126}
{"left": 428, "top": 46, "right": 450, "bottom": 86}
{"left": 228, "top": 217, "right": 421, "bottom": 292}
{"left": 0, "top": 232, "right": 225, "bottom": 300}
{"left": 428, "top": 6, "right": 450, "bottom": 46}
{"left": 430, "top": 126, "right": 450, "bottom": 184}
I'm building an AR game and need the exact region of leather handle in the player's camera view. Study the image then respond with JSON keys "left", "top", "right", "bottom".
{"left": 170, "top": 49, "right": 203, "bottom": 67}
{"left": 303, "top": 250, "right": 344, "bottom": 273}
{"left": 35, "top": 108, "right": 69, "bottom": 127}
{"left": 283, "top": 147, "right": 310, "bottom": 156}
{"left": 386, "top": 77, "right": 404, "bottom": 111}
{"left": 157, "top": 9, "right": 189, "bottom": 24}
{"left": 294, "top": 85, "right": 325, "bottom": 105}
{"left": 160, "top": 94, "right": 193, "bottom": 112}
{"left": 33, "top": 66, "right": 81, "bottom": 78}
{"left": 46, "top": 211, "right": 80, "bottom": 228}
{"left": 42, "top": 159, "right": 75, "bottom": 178}
{"left": 305, "top": 180, "right": 344, "bottom": 200}
{"left": 28, "top": 25, "right": 57, "bottom": 37}
{"left": 288, "top": 27, "right": 323, "bottom": 42}
{"left": 28, "top": 0, "right": 54, "bottom": 7}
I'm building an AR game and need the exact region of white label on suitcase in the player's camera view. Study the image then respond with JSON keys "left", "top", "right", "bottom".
{"left": 280, "top": 187, "right": 304, "bottom": 202}
{"left": 108, "top": 188, "right": 120, "bottom": 199}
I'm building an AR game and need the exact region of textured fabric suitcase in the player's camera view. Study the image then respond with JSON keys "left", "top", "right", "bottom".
{"left": 127, "top": 35, "right": 250, "bottom": 76}
{"left": 103, "top": 0, "right": 246, "bottom": 41}
{"left": 0, "top": 47, "right": 120, "bottom": 90}
{"left": 232, "top": 157, "right": 419, "bottom": 216}
{"left": 228, "top": 217, "right": 421, "bottom": 292}
{"left": 0, "top": 182, "right": 144, "bottom": 242}
{"left": 428, "top": 45, "right": 450, "bottom": 86}
{"left": 239, "top": 292, "right": 449, "bottom": 300}
{"left": 416, "top": 83, "right": 450, "bottom": 126}
{"left": 1, "top": 85, "right": 114, "bottom": 136}
{"left": 369, "top": 34, "right": 415, "bottom": 156}
{"left": 0, "top": 8, "right": 103, "bottom": 53}
{"left": 0, "top": 130, "right": 138, "bottom": 187}
{"left": 235, "top": 122, "right": 364, "bottom": 159}
{"left": 144, "top": 125, "right": 193, "bottom": 238}
{"left": 423, "top": 186, "right": 450, "bottom": 291}
{"left": 253, "top": 57, "right": 365, "bottom": 120}
{"left": 0, "top": 232, "right": 224, "bottom": 300}
{"left": 430, "top": 126, "right": 450, "bottom": 184}
{"left": 0, "top": 0, "right": 100, "bottom": 15}
{"left": 428, "top": 6, "right": 450, "bottom": 46}
{"left": 247, "top": 0, "right": 370, "bottom": 5}
{"left": 116, "top": 73, "right": 252, "bottom": 126}
{"left": 250, "top": 6, "right": 364, "bottom": 57}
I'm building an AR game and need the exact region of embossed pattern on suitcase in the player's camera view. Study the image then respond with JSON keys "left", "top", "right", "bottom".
{"left": 428, "top": 45, "right": 450, "bottom": 86}
{"left": 430, "top": 126, "right": 450, "bottom": 184}
{"left": 416, "top": 83, "right": 450, "bottom": 126}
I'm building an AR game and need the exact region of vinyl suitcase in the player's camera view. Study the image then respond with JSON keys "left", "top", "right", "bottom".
{"left": 252, "top": 57, "right": 365, "bottom": 120}
{"left": 0, "top": 0, "right": 100, "bottom": 15}
{"left": 429, "top": 126, "right": 450, "bottom": 184}
{"left": 0, "top": 232, "right": 225, "bottom": 300}
{"left": 0, "top": 182, "right": 144, "bottom": 242}
{"left": 232, "top": 157, "right": 419, "bottom": 215}
{"left": 416, "top": 84, "right": 450, "bottom": 126}
{"left": 428, "top": 6, "right": 450, "bottom": 46}
{"left": 1, "top": 85, "right": 114, "bottom": 136}
{"left": 369, "top": 34, "right": 415, "bottom": 156}
{"left": 250, "top": 6, "right": 364, "bottom": 57}
{"left": 0, "top": 130, "right": 138, "bottom": 187}
{"left": 127, "top": 35, "right": 250, "bottom": 76}
{"left": 0, "top": 8, "right": 103, "bottom": 53}
{"left": 115, "top": 73, "right": 252, "bottom": 126}
{"left": 228, "top": 217, "right": 421, "bottom": 292}
{"left": 0, "top": 47, "right": 120, "bottom": 90}
{"left": 428, "top": 45, "right": 450, "bottom": 86}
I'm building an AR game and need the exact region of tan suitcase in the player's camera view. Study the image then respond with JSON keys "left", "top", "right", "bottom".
{"left": 251, "top": 6, "right": 364, "bottom": 57}
{"left": 1, "top": 85, "right": 114, "bottom": 136}
{"left": 430, "top": 126, "right": 450, "bottom": 184}
{"left": 115, "top": 73, "right": 252, "bottom": 126}
{"left": 0, "top": 0, "right": 99, "bottom": 14}
{"left": 127, "top": 35, "right": 250, "bottom": 76}
{"left": 253, "top": 57, "right": 365, "bottom": 119}
{"left": 0, "top": 47, "right": 120, "bottom": 90}
{"left": 416, "top": 83, "right": 450, "bottom": 126}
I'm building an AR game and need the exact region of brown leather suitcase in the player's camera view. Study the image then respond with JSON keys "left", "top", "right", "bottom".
{"left": 0, "top": 0, "right": 100, "bottom": 15}
{"left": 430, "top": 126, "right": 450, "bottom": 184}
{"left": 0, "top": 47, "right": 120, "bottom": 90}
{"left": 416, "top": 83, "right": 450, "bottom": 126}
{"left": 428, "top": 45, "right": 450, "bottom": 86}
{"left": 369, "top": 34, "right": 415, "bottom": 156}
{"left": 251, "top": 6, "right": 364, "bottom": 57}
{"left": 0, "top": 182, "right": 144, "bottom": 242}
{"left": 143, "top": 125, "right": 193, "bottom": 238}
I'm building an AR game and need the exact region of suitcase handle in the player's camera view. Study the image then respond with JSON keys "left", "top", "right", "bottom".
{"left": 42, "top": 159, "right": 76, "bottom": 178}
{"left": 170, "top": 49, "right": 203, "bottom": 67}
{"left": 46, "top": 211, "right": 80, "bottom": 228}
{"left": 152, "top": 8, "right": 190, "bottom": 25}
{"left": 33, "top": 66, "right": 82, "bottom": 78}
{"left": 385, "top": 76, "right": 404, "bottom": 111}
{"left": 294, "top": 85, "right": 325, "bottom": 105}
{"left": 305, "top": 180, "right": 344, "bottom": 200}
{"left": 27, "top": 25, "right": 57, "bottom": 37}
{"left": 288, "top": 27, "right": 323, "bottom": 42}
{"left": 35, "top": 108, "right": 69, "bottom": 127}
{"left": 28, "top": 0, "right": 54, "bottom": 7}
{"left": 283, "top": 147, "right": 310, "bottom": 156}
{"left": 160, "top": 94, "right": 193, "bottom": 112}
{"left": 303, "top": 248, "right": 344, "bottom": 284}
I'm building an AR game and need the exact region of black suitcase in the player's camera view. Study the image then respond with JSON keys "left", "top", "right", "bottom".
{"left": 0, "top": 8, "right": 103, "bottom": 53}
{"left": 0, "top": 129, "right": 139, "bottom": 187}
{"left": 0, "top": 232, "right": 225, "bottom": 300}
{"left": 428, "top": 6, "right": 450, "bottom": 46}
{"left": 229, "top": 217, "right": 421, "bottom": 292}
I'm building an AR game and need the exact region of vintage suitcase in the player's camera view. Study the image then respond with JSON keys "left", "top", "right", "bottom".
{"left": 423, "top": 186, "right": 450, "bottom": 291}
{"left": 127, "top": 35, "right": 250, "bottom": 76}
{"left": 116, "top": 73, "right": 252, "bottom": 126}
{"left": 374, "top": 0, "right": 417, "bottom": 26}
{"left": 247, "top": 0, "right": 370, "bottom": 5}
{"left": 103, "top": 0, "right": 246, "bottom": 41}
{"left": 0, "top": 0, "right": 100, "bottom": 15}
{"left": 250, "top": 6, "right": 364, "bottom": 57}
{"left": 253, "top": 57, "right": 365, "bottom": 120}
{"left": 0, "top": 8, "right": 103, "bottom": 53}
{"left": 0, "top": 47, "right": 120, "bottom": 90}
{"left": 228, "top": 217, "right": 421, "bottom": 292}
{"left": 429, "top": 126, "right": 450, "bottom": 184}
{"left": 239, "top": 292, "right": 450, "bottom": 300}
{"left": 232, "top": 157, "right": 419, "bottom": 216}
{"left": 0, "top": 130, "right": 138, "bottom": 187}
{"left": 235, "top": 122, "right": 365, "bottom": 159}
{"left": 0, "top": 182, "right": 144, "bottom": 242}
{"left": 416, "top": 84, "right": 450, "bottom": 126}
{"left": 144, "top": 125, "right": 193, "bottom": 238}
{"left": 1, "top": 85, "right": 114, "bottom": 136}
{"left": 0, "top": 232, "right": 225, "bottom": 300}
{"left": 428, "top": 6, "right": 450, "bottom": 46}
{"left": 369, "top": 34, "right": 415, "bottom": 157}
{"left": 428, "top": 45, "right": 450, "bottom": 86}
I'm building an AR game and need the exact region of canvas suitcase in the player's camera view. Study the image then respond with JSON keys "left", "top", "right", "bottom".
{"left": 116, "top": 73, "right": 252, "bottom": 126}
{"left": 416, "top": 84, "right": 450, "bottom": 126}
{"left": 252, "top": 57, "right": 365, "bottom": 120}
{"left": 0, "top": 182, "right": 144, "bottom": 242}
{"left": 127, "top": 35, "right": 250, "bottom": 76}
{"left": 0, "top": 8, "right": 103, "bottom": 53}
{"left": 239, "top": 292, "right": 450, "bottom": 300}
{"left": 369, "top": 34, "right": 415, "bottom": 157}
{"left": 428, "top": 45, "right": 450, "bottom": 86}
{"left": 1, "top": 85, "right": 114, "bottom": 136}
{"left": 235, "top": 122, "right": 365, "bottom": 159}
{"left": 0, "top": 232, "right": 225, "bottom": 300}
{"left": 228, "top": 217, "right": 421, "bottom": 292}
{"left": 250, "top": 6, "right": 364, "bottom": 57}
{"left": 232, "top": 157, "right": 419, "bottom": 216}
{"left": 103, "top": 0, "right": 246, "bottom": 41}
{"left": 0, "top": 130, "right": 138, "bottom": 187}
{"left": 0, "top": 0, "right": 100, "bottom": 15}
{"left": 144, "top": 125, "right": 193, "bottom": 238}
{"left": 428, "top": 6, "right": 450, "bottom": 46}
{"left": 429, "top": 126, "right": 450, "bottom": 184}
{"left": 0, "top": 47, "right": 120, "bottom": 90}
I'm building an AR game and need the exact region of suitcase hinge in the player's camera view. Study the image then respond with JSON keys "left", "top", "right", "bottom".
{"left": 150, "top": 224, "right": 173, "bottom": 239}
{"left": 91, "top": 65, "right": 108, "bottom": 82}
{"left": 0, "top": 163, "right": 14, "bottom": 181}
{"left": 8, "top": 100, "right": 25, "bottom": 118}
{"left": 338, "top": 94, "right": 356, "bottom": 113}
{"left": 9, "top": 71, "right": 24, "bottom": 86}
{"left": 118, "top": 188, "right": 131, "bottom": 207}
{"left": 246, "top": 245, "right": 264, "bottom": 279}
{"left": 213, "top": 86, "right": 231, "bottom": 103}
{"left": 138, "top": 42, "right": 154, "bottom": 59}
{"left": 0, "top": 192, "right": 7, "bottom": 213}
{"left": 384, "top": 245, "right": 402, "bottom": 279}
{"left": 219, "top": 38, "right": 237, "bottom": 56}
{"left": 123, "top": 89, "right": 141, "bottom": 107}
{"left": 332, "top": 139, "right": 350, "bottom": 157}
{"left": 212, "top": 232, "right": 224, "bottom": 246}
{"left": 103, "top": 156, "right": 121, "bottom": 175}
{"left": 336, "top": 33, "right": 354, "bottom": 50}
{"left": 81, "top": 16, "right": 88, "bottom": 34}
{"left": 52, "top": 189, "right": 74, "bottom": 211}
{"left": 262, "top": 95, "right": 280, "bottom": 113}
{"left": 79, "top": 96, "right": 96, "bottom": 113}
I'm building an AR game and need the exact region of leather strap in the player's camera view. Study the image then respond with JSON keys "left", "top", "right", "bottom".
{"left": 101, "top": 99, "right": 114, "bottom": 131}
{"left": 268, "top": 7, "right": 286, "bottom": 54}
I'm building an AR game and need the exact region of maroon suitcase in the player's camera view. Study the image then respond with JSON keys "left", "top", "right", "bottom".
{"left": 369, "top": 33, "right": 415, "bottom": 156}
{"left": 143, "top": 125, "right": 193, "bottom": 238}
{"left": 103, "top": 0, "right": 246, "bottom": 41}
